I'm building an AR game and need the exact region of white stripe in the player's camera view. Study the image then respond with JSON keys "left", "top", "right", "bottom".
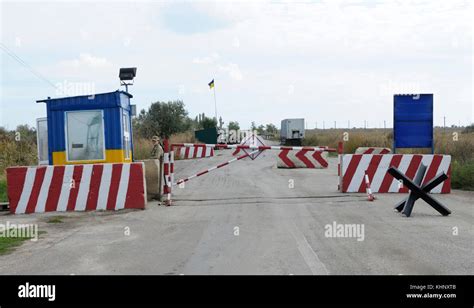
{"left": 75, "top": 164, "right": 93, "bottom": 211}
{"left": 208, "top": 166, "right": 218, "bottom": 172}
{"left": 180, "top": 147, "right": 186, "bottom": 159}
{"left": 420, "top": 155, "right": 434, "bottom": 184}
{"left": 389, "top": 155, "right": 412, "bottom": 192}
{"left": 185, "top": 147, "right": 192, "bottom": 159}
{"left": 347, "top": 155, "right": 372, "bottom": 192}
{"left": 15, "top": 168, "right": 37, "bottom": 214}
{"left": 115, "top": 163, "right": 130, "bottom": 210}
{"left": 205, "top": 146, "right": 211, "bottom": 157}
{"left": 431, "top": 155, "right": 450, "bottom": 193}
{"left": 56, "top": 165, "right": 74, "bottom": 212}
{"left": 96, "top": 164, "right": 113, "bottom": 210}
{"left": 35, "top": 166, "right": 55, "bottom": 213}
{"left": 164, "top": 153, "right": 169, "bottom": 163}
{"left": 342, "top": 155, "right": 353, "bottom": 175}
{"left": 371, "top": 155, "right": 396, "bottom": 192}
{"left": 196, "top": 146, "right": 203, "bottom": 157}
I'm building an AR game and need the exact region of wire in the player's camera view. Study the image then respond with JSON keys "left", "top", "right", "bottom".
{"left": 0, "top": 42, "right": 58, "bottom": 89}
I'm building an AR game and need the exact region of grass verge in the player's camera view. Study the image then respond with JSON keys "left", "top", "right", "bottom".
{"left": 0, "top": 230, "right": 45, "bottom": 255}
{"left": 451, "top": 160, "right": 474, "bottom": 191}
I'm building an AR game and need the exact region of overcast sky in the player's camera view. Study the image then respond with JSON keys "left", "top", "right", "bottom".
{"left": 0, "top": 0, "right": 472, "bottom": 130}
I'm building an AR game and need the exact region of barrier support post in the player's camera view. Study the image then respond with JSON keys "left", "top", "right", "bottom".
{"left": 163, "top": 138, "right": 172, "bottom": 206}
{"left": 338, "top": 141, "right": 344, "bottom": 191}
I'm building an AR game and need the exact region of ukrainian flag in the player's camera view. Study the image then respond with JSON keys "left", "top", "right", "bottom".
{"left": 208, "top": 79, "right": 215, "bottom": 89}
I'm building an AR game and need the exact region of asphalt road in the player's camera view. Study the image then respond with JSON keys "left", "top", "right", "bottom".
{"left": 0, "top": 144, "right": 472, "bottom": 275}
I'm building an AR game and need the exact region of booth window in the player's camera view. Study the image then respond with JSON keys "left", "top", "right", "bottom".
{"left": 65, "top": 110, "right": 105, "bottom": 161}
{"left": 36, "top": 118, "right": 48, "bottom": 165}
{"left": 123, "top": 111, "right": 131, "bottom": 160}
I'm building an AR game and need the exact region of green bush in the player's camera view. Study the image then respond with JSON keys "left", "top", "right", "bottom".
{"left": 451, "top": 160, "right": 474, "bottom": 191}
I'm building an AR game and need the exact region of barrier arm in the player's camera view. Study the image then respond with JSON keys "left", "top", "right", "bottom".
{"left": 173, "top": 150, "right": 259, "bottom": 186}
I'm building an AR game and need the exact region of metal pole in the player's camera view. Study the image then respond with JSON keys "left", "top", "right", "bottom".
{"left": 213, "top": 81, "right": 218, "bottom": 121}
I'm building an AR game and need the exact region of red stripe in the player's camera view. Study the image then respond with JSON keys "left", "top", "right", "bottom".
{"left": 184, "top": 147, "right": 190, "bottom": 159}
{"left": 296, "top": 150, "right": 315, "bottom": 168}
{"left": 312, "top": 151, "right": 329, "bottom": 168}
{"left": 217, "top": 162, "right": 229, "bottom": 168}
{"left": 399, "top": 155, "right": 423, "bottom": 193}
{"left": 232, "top": 148, "right": 240, "bottom": 155}
{"left": 422, "top": 155, "right": 443, "bottom": 186}
{"left": 25, "top": 166, "right": 47, "bottom": 214}
{"left": 6, "top": 167, "right": 28, "bottom": 213}
{"left": 196, "top": 170, "right": 209, "bottom": 177}
{"left": 364, "top": 148, "right": 375, "bottom": 154}
{"left": 380, "top": 148, "right": 390, "bottom": 154}
{"left": 357, "top": 155, "right": 383, "bottom": 193}
{"left": 44, "top": 166, "right": 65, "bottom": 212}
{"left": 106, "top": 164, "right": 123, "bottom": 210}
{"left": 210, "top": 148, "right": 214, "bottom": 156}
{"left": 193, "top": 146, "right": 198, "bottom": 158}
{"left": 378, "top": 155, "right": 403, "bottom": 193}
{"left": 86, "top": 165, "right": 103, "bottom": 211}
{"left": 124, "top": 163, "right": 146, "bottom": 209}
{"left": 67, "top": 165, "right": 83, "bottom": 211}
{"left": 442, "top": 164, "right": 451, "bottom": 193}
{"left": 342, "top": 155, "right": 362, "bottom": 192}
{"left": 278, "top": 149, "right": 295, "bottom": 168}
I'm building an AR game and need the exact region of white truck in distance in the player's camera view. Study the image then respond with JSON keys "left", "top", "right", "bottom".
{"left": 280, "top": 118, "right": 305, "bottom": 145}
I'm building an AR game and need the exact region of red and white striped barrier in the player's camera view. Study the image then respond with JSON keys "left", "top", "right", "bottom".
{"left": 173, "top": 150, "right": 259, "bottom": 186}
{"left": 174, "top": 144, "right": 215, "bottom": 159}
{"left": 277, "top": 149, "right": 329, "bottom": 168}
{"left": 340, "top": 154, "right": 451, "bottom": 193}
{"left": 172, "top": 143, "right": 336, "bottom": 152}
{"left": 6, "top": 163, "right": 147, "bottom": 214}
{"left": 355, "top": 147, "right": 391, "bottom": 154}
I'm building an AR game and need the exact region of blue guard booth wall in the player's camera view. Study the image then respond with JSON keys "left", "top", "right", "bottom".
{"left": 37, "top": 90, "right": 134, "bottom": 165}
{"left": 393, "top": 94, "right": 434, "bottom": 153}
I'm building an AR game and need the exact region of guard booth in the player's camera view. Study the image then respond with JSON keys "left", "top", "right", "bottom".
{"left": 36, "top": 90, "right": 134, "bottom": 165}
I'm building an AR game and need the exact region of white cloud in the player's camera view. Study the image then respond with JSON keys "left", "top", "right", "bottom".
{"left": 218, "top": 63, "right": 243, "bottom": 81}
{"left": 192, "top": 52, "right": 220, "bottom": 64}
{"left": 59, "top": 53, "right": 112, "bottom": 69}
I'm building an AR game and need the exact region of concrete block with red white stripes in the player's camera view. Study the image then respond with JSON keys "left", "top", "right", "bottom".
{"left": 355, "top": 147, "right": 392, "bottom": 154}
{"left": 340, "top": 154, "right": 451, "bottom": 193}
{"left": 174, "top": 144, "right": 215, "bottom": 159}
{"left": 277, "top": 149, "right": 329, "bottom": 168}
{"left": 6, "top": 163, "right": 147, "bottom": 214}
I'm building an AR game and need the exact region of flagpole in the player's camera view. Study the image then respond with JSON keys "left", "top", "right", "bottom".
{"left": 213, "top": 78, "right": 218, "bottom": 122}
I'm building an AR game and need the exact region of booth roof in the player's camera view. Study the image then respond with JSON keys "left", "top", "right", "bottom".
{"left": 36, "top": 90, "right": 132, "bottom": 103}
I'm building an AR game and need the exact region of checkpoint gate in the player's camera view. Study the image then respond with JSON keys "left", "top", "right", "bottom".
{"left": 161, "top": 140, "right": 337, "bottom": 205}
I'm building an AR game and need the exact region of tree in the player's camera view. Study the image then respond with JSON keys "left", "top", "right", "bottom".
{"left": 135, "top": 100, "right": 190, "bottom": 138}
{"left": 201, "top": 117, "right": 217, "bottom": 129}
{"left": 257, "top": 125, "right": 265, "bottom": 135}
{"left": 265, "top": 123, "right": 278, "bottom": 135}
{"left": 251, "top": 121, "right": 257, "bottom": 131}
{"left": 228, "top": 121, "right": 240, "bottom": 131}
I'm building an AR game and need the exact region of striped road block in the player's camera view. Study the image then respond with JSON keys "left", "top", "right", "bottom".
{"left": 175, "top": 145, "right": 214, "bottom": 160}
{"left": 277, "top": 149, "right": 329, "bottom": 168}
{"left": 340, "top": 154, "right": 451, "bottom": 193}
{"left": 354, "top": 147, "right": 391, "bottom": 154}
{"left": 6, "top": 163, "right": 147, "bottom": 214}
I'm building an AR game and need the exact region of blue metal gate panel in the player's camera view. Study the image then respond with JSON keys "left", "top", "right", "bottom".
{"left": 393, "top": 94, "right": 433, "bottom": 150}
